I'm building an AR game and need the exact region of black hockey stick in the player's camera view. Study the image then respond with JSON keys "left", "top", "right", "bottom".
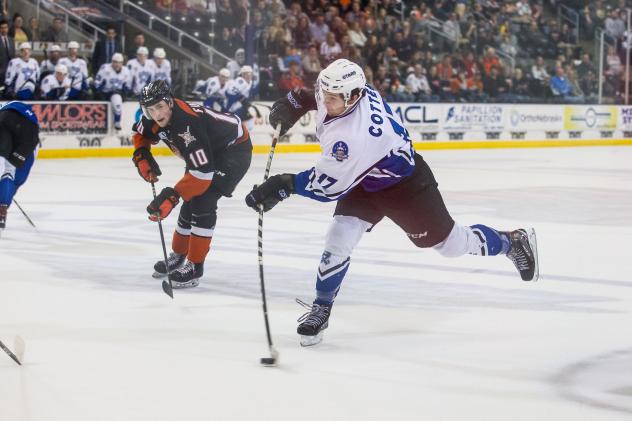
{"left": 258, "top": 124, "right": 282, "bottom": 367}
{"left": 12, "top": 199, "right": 36, "bottom": 229}
{"left": 151, "top": 182, "right": 174, "bottom": 299}
{"left": 0, "top": 336, "right": 25, "bottom": 366}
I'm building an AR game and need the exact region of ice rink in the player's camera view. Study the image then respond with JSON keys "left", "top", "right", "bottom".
{"left": 1, "top": 146, "right": 632, "bottom": 421}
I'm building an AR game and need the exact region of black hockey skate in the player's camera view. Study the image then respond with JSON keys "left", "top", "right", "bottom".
{"left": 296, "top": 298, "right": 332, "bottom": 347}
{"left": 152, "top": 252, "right": 186, "bottom": 279}
{"left": 505, "top": 228, "right": 539, "bottom": 281}
{"left": 168, "top": 261, "right": 203, "bottom": 289}
{"left": 0, "top": 204, "right": 7, "bottom": 236}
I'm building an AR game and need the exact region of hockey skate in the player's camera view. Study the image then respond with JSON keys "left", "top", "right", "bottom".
{"left": 0, "top": 204, "right": 7, "bottom": 237}
{"left": 506, "top": 228, "right": 539, "bottom": 281}
{"left": 168, "top": 261, "right": 203, "bottom": 289}
{"left": 296, "top": 299, "right": 332, "bottom": 347}
{"left": 152, "top": 252, "right": 186, "bottom": 278}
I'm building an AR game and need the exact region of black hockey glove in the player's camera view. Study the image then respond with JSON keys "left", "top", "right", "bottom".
{"left": 269, "top": 89, "right": 316, "bottom": 135}
{"left": 7, "top": 151, "right": 27, "bottom": 168}
{"left": 133, "top": 147, "right": 162, "bottom": 182}
{"left": 245, "top": 173, "right": 295, "bottom": 212}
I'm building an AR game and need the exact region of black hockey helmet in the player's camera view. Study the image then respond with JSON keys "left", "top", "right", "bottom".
{"left": 140, "top": 80, "right": 172, "bottom": 119}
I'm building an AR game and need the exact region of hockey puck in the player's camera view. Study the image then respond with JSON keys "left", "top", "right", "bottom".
{"left": 260, "top": 357, "right": 277, "bottom": 367}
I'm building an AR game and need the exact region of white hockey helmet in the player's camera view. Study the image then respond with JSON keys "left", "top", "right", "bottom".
{"left": 153, "top": 47, "right": 166, "bottom": 59}
{"left": 317, "top": 59, "right": 366, "bottom": 108}
{"left": 137, "top": 46, "right": 149, "bottom": 56}
{"left": 239, "top": 65, "right": 253, "bottom": 74}
{"left": 55, "top": 63, "right": 68, "bottom": 74}
{"left": 19, "top": 42, "right": 32, "bottom": 50}
{"left": 49, "top": 44, "right": 61, "bottom": 52}
{"left": 111, "top": 53, "right": 124, "bottom": 63}
{"left": 68, "top": 41, "right": 80, "bottom": 50}
{"left": 219, "top": 68, "right": 231, "bottom": 78}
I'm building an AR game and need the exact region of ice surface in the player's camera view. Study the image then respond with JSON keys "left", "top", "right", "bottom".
{"left": 1, "top": 146, "right": 632, "bottom": 421}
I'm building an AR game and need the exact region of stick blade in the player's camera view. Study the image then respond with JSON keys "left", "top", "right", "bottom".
{"left": 13, "top": 336, "right": 25, "bottom": 363}
{"left": 260, "top": 347, "right": 280, "bottom": 367}
{"left": 162, "top": 280, "right": 174, "bottom": 298}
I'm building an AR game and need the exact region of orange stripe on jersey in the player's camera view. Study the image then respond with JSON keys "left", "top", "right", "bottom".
{"left": 174, "top": 99, "right": 199, "bottom": 118}
{"left": 233, "top": 123, "right": 250, "bottom": 145}
{"left": 174, "top": 172, "right": 212, "bottom": 201}
{"left": 132, "top": 133, "right": 152, "bottom": 149}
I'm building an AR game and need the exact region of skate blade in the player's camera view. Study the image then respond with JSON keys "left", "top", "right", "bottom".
{"left": 171, "top": 278, "right": 200, "bottom": 289}
{"left": 527, "top": 227, "right": 539, "bottom": 282}
{"left": 152, "top": 271, "right": 168, "bottom": 279}
{"left": 300, "top": 332, "right": 324, "bottom": 347}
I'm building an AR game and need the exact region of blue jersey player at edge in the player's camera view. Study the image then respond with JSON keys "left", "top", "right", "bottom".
{"left": 246, "top": 59, "right": 539, "bottom": 346}
{"left": 0, "top": 101, "right": 39, "bottom": 236}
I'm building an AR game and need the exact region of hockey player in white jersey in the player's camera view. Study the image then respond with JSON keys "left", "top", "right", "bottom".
{"left": 225, "top": 65, "right": 259, "bottom": 131}
{"left": 127, "top": 46, "right": 154, "bottom": 97}
{"left": 59, "top": 41, "right": 89, "bottom": 98}
{"left": 4, "top": 42, "right": 39, "bottom": 100}
{"left": 39, "top": 44, "right": 62, "bottom": 77}
{"left": 94, "top": 53, "right": 131, "bottom": 130}
{"left": 40, "top": 64, "right": 82, "bottom": 100}
{"left": 201, "top": 68, "right": 231, "bottom": 110}
{"left": 151, "top": 48, "right": 171, "bottom": 86}
{"left": 246, "top": 59, "right": 539, "bottom": 346}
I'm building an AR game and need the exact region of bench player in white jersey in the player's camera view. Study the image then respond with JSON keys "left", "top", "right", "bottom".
{"left": 39, "top": 44, "right": 62, "bottom": 77}
{"left": 59, "top": 41, "right": 89, "bottom": 98}
{"left": 94, "top": 53, "right": 131, "bottom": 130}
{"left": 4, "top": 43, "right": 39, "bottom": 100}
{"left": 127, "top": 46, "right": 155, "bottom": 97}
{"left": 201, "top": 68, "right": 231, "bottom": 110}
{"left": 246, "top": 59, "right": 539, "bottom": 346}
{"left": 151, "top": 48, "right": 171, "bottom": 86}
{"left": 225, "top": 65, "right": 260, "bottom": 131}
{"left": 40, "top": 64, "right": 82, "bottom": 100}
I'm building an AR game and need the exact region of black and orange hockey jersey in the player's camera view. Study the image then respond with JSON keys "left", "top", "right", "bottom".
{"left": 132, "top": 98, "right": 249, "bottom": 201}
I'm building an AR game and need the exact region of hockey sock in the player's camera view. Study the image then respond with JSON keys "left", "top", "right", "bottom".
{"left": 315, "top": 251, "right": 350, "bottom": 305}
{"left": 187, "top": 234, "right": 212, "bottom": 264}
{"left": 0, "top": 175, "right": 16, "bottom": 206}
{"left": 172, "top": 231, "right": 189, "bottom": 255}
{"left": 470, "top": 224, "right": 511, "bottom": 256}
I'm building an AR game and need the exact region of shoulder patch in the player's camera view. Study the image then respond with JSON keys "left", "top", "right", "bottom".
{"left": 331, "top": 141, "right": 349, "bottom": 162}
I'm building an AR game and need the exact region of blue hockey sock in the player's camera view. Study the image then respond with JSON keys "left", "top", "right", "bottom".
{"left": 0, "top": 174, "right": 16, "bottom": 206}
{"left": 315, "top": 251, "right": 350, "bottom": 305}
{"left": 470, "top": 224, "right": 511, "bottom": 255}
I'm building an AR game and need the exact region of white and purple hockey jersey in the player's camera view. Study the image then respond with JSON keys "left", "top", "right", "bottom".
{"left": 59, "top": 57, "right": 89, "bottom": 87}
{"left": 151, "top": 59, "right": 172, "bottom": 86}
{"left": 294, "top": 85, "right": 415, "bottom": 202}
{"left": 5, "top": 57, "right": 39, "bottom": 95}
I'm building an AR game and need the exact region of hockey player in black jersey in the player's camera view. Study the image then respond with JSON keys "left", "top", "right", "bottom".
{"left": 132, "top": 80, "right": 252, "bottom": 288}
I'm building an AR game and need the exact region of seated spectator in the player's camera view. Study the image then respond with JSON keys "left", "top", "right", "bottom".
{"left": 550, "top": 66, "right": 582, "bottom": 103}
{"left": 348, "top": 21, "right": 366, "bottom": 48}
{"left": 482, "top": 48, "right": 502, "bottom": 76}
{"left": 467, "top": 71, "right": 486, "bottom": 102}
{"left": 483, "top": 66, "right": 509, "bottom": 101}
{"left": 406, "top": 64, "right": 434, "bottom": 101}
{"left": 575, "top": 53, "right": 593, "bottom": 79}
{"left": 9, "top": 13, "right": 29, "bottom": 44}
{"left": 302, "top": 45, "right": 322, "bottom": 84}
{"left": 320, "top": 32, "right": 342, "bottom": 66}
{"left": 46, "top": 17, "right": 68, "bottom": 44}
{"left": 278, "top": 60, "right": 304, "bottom": 95}
{"left": 309, "top": 11, "right": 329, "bottom": 46}
{"left": 450, "top": 70, "right": 470, "bottom": 101}
{"left": 28, "top": 17, "right": 41, "bottom": 42}
{"left": 294, "top": 16, "right": 311, "bottom": 50}
{"left": 606, "top": 45, "right": 623, "bottom": 76}
{"left": 510, "top": 67, "right": 531, "bottom": 101}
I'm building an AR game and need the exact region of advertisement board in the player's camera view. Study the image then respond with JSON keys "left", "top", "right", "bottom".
{"left": 564, "top": 106, "right": 618, "bottom": 131}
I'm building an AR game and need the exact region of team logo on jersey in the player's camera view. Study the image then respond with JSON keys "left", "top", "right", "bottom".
{"left": 178, "top": 126, "right": 196, "bottom": 147}
{"left": 331, "top": 141, "right": 349, "bottom": 162}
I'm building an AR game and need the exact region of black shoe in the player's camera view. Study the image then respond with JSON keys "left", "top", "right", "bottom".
{"left": 168, "top": 261, "right": 203, "bottom": 288}
{"left": 297, "top": 299, "right": 332, "bottom": 346}
{"left": 506, "top": 228, "right": 539, "bottom": 281}
{"left": 152, "top": 252, "right": 186, "bottom": 278}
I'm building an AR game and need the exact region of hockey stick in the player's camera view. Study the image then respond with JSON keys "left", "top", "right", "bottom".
{"left": 0, "top": 336, "right": 25, "bottom": 366}
{"left": 258, "top": 124, "right": 282, "bottom": 367}
{"left": 151, "top": 182, "right": 174, "bottom": 299}
{"left": 12, "top": 199, "right": 36, "bottom": 229}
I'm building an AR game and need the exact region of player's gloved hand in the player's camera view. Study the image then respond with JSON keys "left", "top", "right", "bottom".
{"left": 8, "top": 151, "right": 27, "bottom": 168}
{"left": 147, "top": 187, "right": 180, "bottom": 221}
{"left": 269, "top": 89, "right": 311, "bottom": 135}
{"left": 133, "top": 147, "right": 162, "bottom": 182}
{"left": 245, "top": 173, "right": 295, "bottom": 212}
